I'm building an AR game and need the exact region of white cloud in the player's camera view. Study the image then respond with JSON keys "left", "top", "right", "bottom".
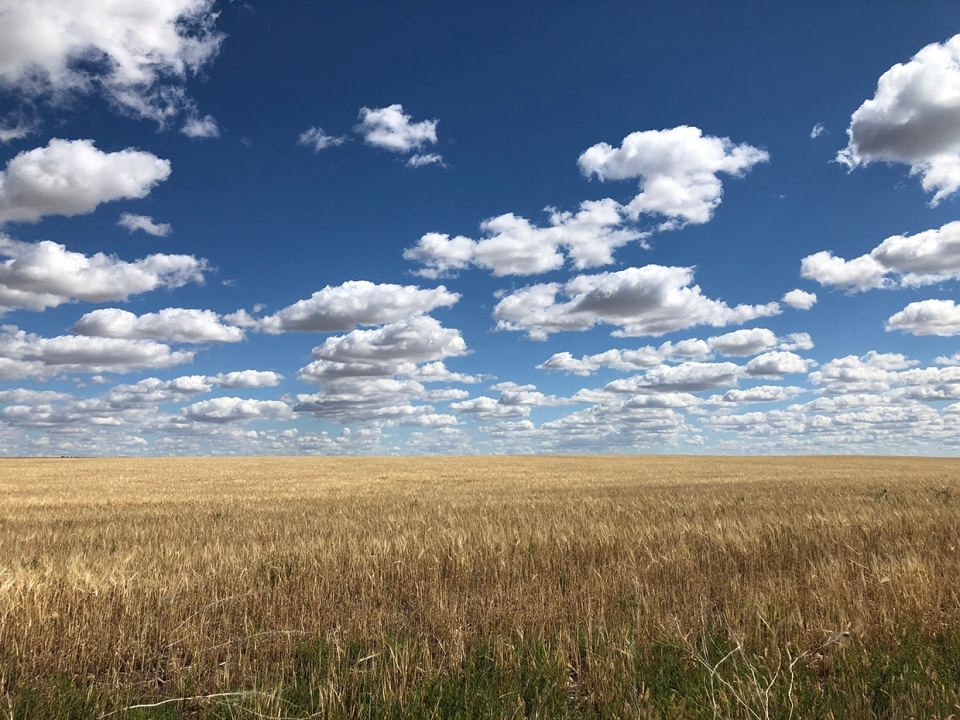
{"left": 0, "top": 326, "right": 193, "bottom": 377}
{"left": 870, "top": 221, "right": 960, "bottom": 282}
{"left": 0, "top": 235, "right": 207, "bottom": 313}
{"left": 810, "top": 123, "right": 826, "bottom": 139}
{"left": 538, "top": 342, "right": 710, "bottom": 376}
{"left": 708, "top": 385, "right": 805, "bottom": 404}
{"left": 293, "top": 316, "right": 470, "bottom": 426}
{"left": 181, "top": 114, "right": 219, "bottom": 138}
{"left": 297, "top": 126, "right": 348, "bottom": 152}
{"left": 405, "top": 199, "right": 647, "bottom": 277}
{"left": 407, "top": 153, "right": 445, "bottom": 168}
{"left": 235, "top": 281, "right": 459, "bottom": 334}
{"left": 0, "top": 120, "right": 33, "bottom": 143}
{"left": 799, "top": 251, "right": 888, "bottom": 292}
{"left": 802, "top": 221, "right": 960, "bottom": 292}
{"left": 354, "top": 104, "right": 438, "bottom": 153}
{"left": 837, "top": 34, "right": 960, "bottom": 205}
{"left": 886, "top": 299, "right": 960, "bottom": 336}
{"left": 70, "top": 308, "right": 243, "bottom": 343}
{"left": 0, "top": 139, "right": 171, "bottom": 224}
{"left": 494, "top": 265, "right": 781, "bottom": 340}
{"left": 778, "top": 332, "right": 814, "bottom": 351}
{"left": 744, "top": 351, "right": 815, "bottom": 377}
{"left": 0, "top": 0, "right": 223, "bottom": 126}
{"left": 577, "top": 125, "right": 768, "bottom": 228}
{"left": 215, "top": 370, "right": 283, "bottom": 388}
{"left": 181, "top": 397, "right": 293, "bottom": 424}
{"left": 299, "top": 316, "right": 466, "bottom": 376}
{"left": 809, "top": 351, "right": 915, "bottom": 395}
{"left": 706, "top": 328, "right": 778, "bottom": 357}
{"left": 0, "top": 388, "right": 70, "bottom": 403}
{"left": 781, "top": 289, "right": 817, "bottom": 309}
{"left": 604, "top": 361, "right": 743, "bottom": 393}
{"left": 117, "top": 212, "right": 172, "bottom": 237}
{"left": 539, "top": 330, "right": 810, "bottom": 378}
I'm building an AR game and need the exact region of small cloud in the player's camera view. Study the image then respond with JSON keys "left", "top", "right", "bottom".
{"left": 0, "top": 120, "right": 34, "bottom": 143}
{"left": 297, "top": 126, "right": 348, "bottom": 152}
{"left": 407, "top": 153, "right": 445, "bottom": 168}
{"left": 781, "top": 289, "right": 817, "bottom": 310}
{"left": 809, "top": 123, "right": 825, "bottom": 139}
{"left": 181, "top": 115, "right": 220, "bottom": 139}
{"left": 117, "top": 213, "right": 172, "bottom": 237}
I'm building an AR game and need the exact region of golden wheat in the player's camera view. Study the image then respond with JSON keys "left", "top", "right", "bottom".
{"left": 1, "top": 455, "right": 958, "bottom": 717}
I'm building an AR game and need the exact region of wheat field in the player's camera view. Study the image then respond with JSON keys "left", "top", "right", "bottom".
{"left": 1, "top": 455, "right": 959, "bottom": 718}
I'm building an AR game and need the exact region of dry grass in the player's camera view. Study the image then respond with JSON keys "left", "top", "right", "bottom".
{"left": 1, "top": 455, "right": 959, "bottom": 718}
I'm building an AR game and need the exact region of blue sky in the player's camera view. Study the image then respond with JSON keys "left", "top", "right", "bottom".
{"left": 1, "top": 1, "right": 960, "bottom": 456}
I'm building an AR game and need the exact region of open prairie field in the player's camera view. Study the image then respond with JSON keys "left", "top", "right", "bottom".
{"left": 2, "top": 455, "right": 960, "bottom": 719}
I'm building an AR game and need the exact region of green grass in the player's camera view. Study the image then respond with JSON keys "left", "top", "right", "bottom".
{"left": 8, "top": 626, "right": 960, "bottom": 719}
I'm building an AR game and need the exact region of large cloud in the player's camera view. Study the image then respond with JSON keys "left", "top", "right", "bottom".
{"left": 231, "top": 281, "right": 459, "bottom": 334}
{"left": 404, "top": 199, "right": 647, "bottom": 277}
{"left": 837, "top": 35, "right": 960, "bottom": 205}
{"left": 293, "top": 316, "right": 469, "bottom": 426}
{"left": 0, "top": 0, "right": 223, "bottom": 126}
{"left": 537, "top": 329, "right": 809, "bottom": 376}
{"left": 0, "top": 235, "right": 206, "bottom": 313}
{"left": 71, "top": 308, "right": 243, "bottom": 344}
{"left": 180, "top": 397, "right": 293, "bottom": 424}
{"left": 886, "top": 299, "right": 960, "bottom": 336}
{"left": 577, "top": 126, "right": 768, "bottom": 228}
{"left": 494, "top": 265, "right": 780, "bottom": 339}
{"left": 0, "top": 139, "right": 171, "bottom": 224}
{"left": 0, "top": 326, "right": 193, "bottom": 377}
{"left": 297, "top": 315, "right": 467, "bottom": 384}
{"left": 801, "top": 221, "right": 960, "bottom": 292}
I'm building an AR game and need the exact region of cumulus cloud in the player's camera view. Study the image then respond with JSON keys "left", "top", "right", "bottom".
{"left": 886, "top": 299, "right": 960, "bottom": 336}
{"left": 707, "top": 385, "right": 805, "bottom": 404}
{"left": 0, "top": 326, "right": 193, "bottom": 377}
{"left": 297, "top": 315, "right": 467, "bottom": 384}
{"left": 181, "top": 114, "right": 219, "bottom": 138}
{"left": 0, "top": 236, "right": 206, "bottom": 313}
{"left": 405, "top": 199, "right": 647, "bottom": 277}
{"left": 799, "top": 251, "right": 887, "bottom": 292}
{"left": 782, "top": 289, "right": 817, "bottom": 309}
{"left": 70, "top": 308, "right": 243, "bottom": 343}
{"left": 604, "top": 361, "right": 743, "bottom": 393}
{"left": 494, "top": 265, "right": 781, "bottom": 340}
{"left": 539, "top": 330, "right": 812, "bottom": 378}
{"left": 450, "top": 383, "right": 571, "bottom": 421}
{"left": 0, "top": 0, "right": 224, "bottom": 126}
{"left": 810, "top": 123, "right": 826, "bottom": 139}
{"left": 802, "top": 221, "right": 960, "bottom": 292}
{"left": 214, "top": 370, "right": 283, "bottom": 388}
{"left": 297, "top": 126, "right": 348, "bottom": 152}
{"left": 744, "top": 351, "right": 815, "bottom": 378}
{"left": 706, "top": 328, "right": 778, "bottom": 357}
{"left": 810, "top": 351, "right": 915, "bottom": 395}
{"left": 837, "top": 35, "right": 960, "bottom": 205}
{"left": 539, "top": 342, "right": 709, "bottom": 376}
{"left": 354, "top": 104, "right": 439, "bottom": 154}
{"left": 232, "top": 281, "right": 459, "bottom": 334}
{"left": 0, "top": 139, "right": 171, "bottom": 224}
{"left": 181, "top": 397, "right": 293, "bottom": 424}
{"left": 117, "top": 213, "right": 171, "bottom": 237}
{"left": 577, "top": 126, "right": 768, "bottom": 229}
{"left": 293, "top": 316, "right": 470, "bottom": 426}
